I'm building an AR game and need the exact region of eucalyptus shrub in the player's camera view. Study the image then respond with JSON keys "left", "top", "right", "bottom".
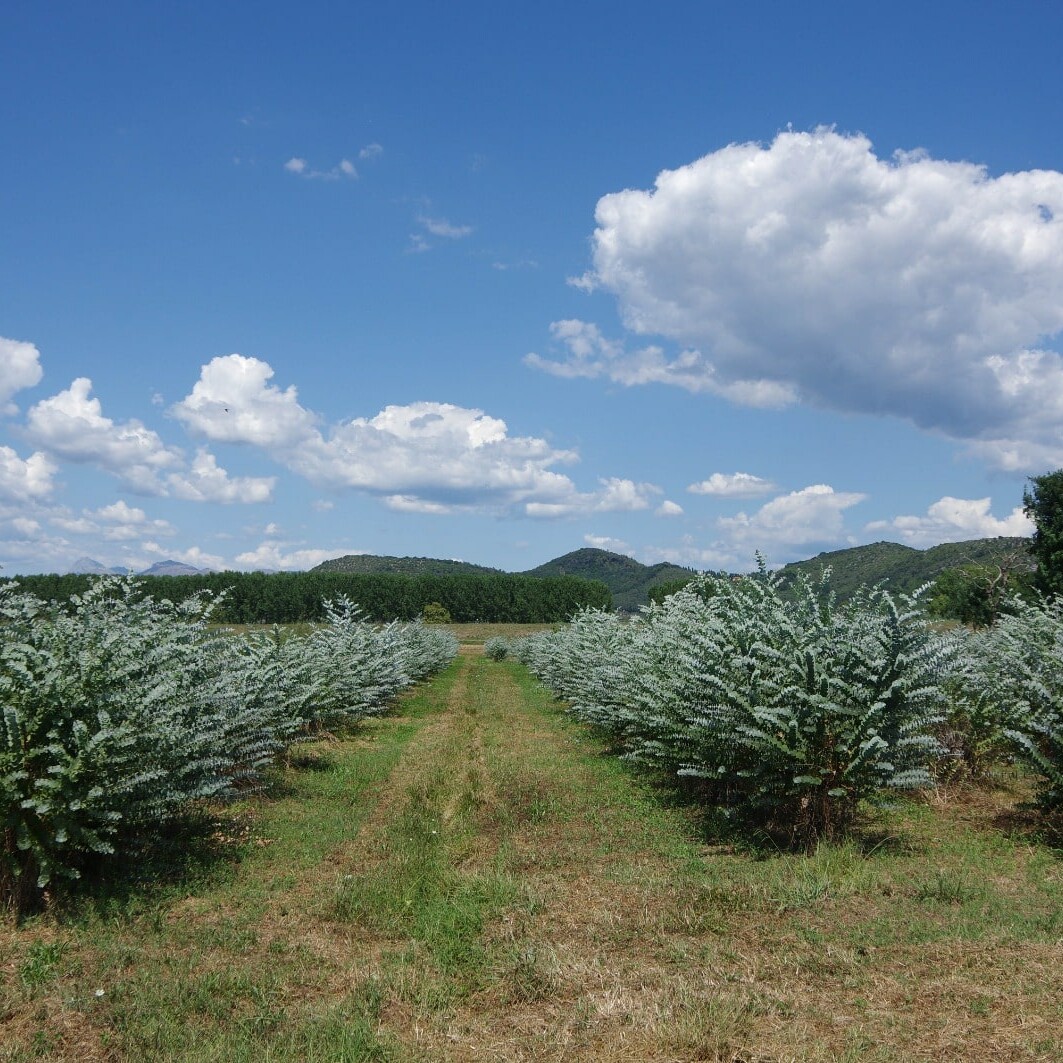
{"left": 516, "top": 572, "right": 954, "bottom": 845}
{"left": 483, "top": 636, "right": 510, "bottom": 661}
{"left": 962, "top": 596, "right": 1063, "bottom": 808}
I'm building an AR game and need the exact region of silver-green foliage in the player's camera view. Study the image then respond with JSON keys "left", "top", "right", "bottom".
{"left": 483, "top": 636, "right": 510, "bottom": 661}
{"left": 516, "top": 572, "right": 954, "bottom": 843}
{"left": 962, "top": 596, "right": 1063, "bottom": 808}
{"left": 0, "top": 579, "right": 457, "bottom": 907}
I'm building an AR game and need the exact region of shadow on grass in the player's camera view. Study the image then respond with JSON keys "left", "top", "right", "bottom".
{"left": 991, "top": 805, "right": 1063, "bottom": 856}
{"left": 50, "top": 806, "right": 255, "bottom": 923}
{"left": 572, "top": 724, "right": 924, "bottom": 861}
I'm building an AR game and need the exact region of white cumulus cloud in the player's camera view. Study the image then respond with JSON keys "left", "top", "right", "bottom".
{"left": 719, "top": 484, "right": 867, "bottom": 552}
{"left": 174, "top": 358, "right": 654, "bottom": 516}
{"left": 0, "top": 336, "right": 44, "bottom": 412}
{"left": 524, "top": 477, "right": 660, "bottom": 519}
{"left": 865, "top": 496, "right": 1033, "bottom": 548}
{"left": 168, "top": 448, "right": 275, "bottom": 503}
{"left": 234, "top": 542, "right": 340, "bottom": 571}
{"left": 26, "top": 378, "right": 183, "bottom": 491}
{"left": 584, "top": 534, "right": 633, "bottom": 554}
{"left": 172, "top": 354, "right": 318, "bottom": 448}
{"left": 656, "top": 499, "right": 684, "bottom": 516}
{"left": 548, "top": 128, "right": 1063, "bottom": 468}
{"left": 0, "top": 446, "right": 56, "bottom": 501}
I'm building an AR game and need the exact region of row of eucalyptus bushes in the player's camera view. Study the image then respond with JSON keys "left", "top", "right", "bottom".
{"left": 512, "top": 569, "right": 1063, "bottom": 845}
{"left": 955, "top": 596, "right": 1063, "bottom": 805}
{"left": 1, "top": 577, "right": 457, "bottom": 914}
{"left": 514, "top": 571, "right": 952, "bottom": 844}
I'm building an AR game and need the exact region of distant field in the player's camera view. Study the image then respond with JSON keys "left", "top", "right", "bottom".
{"left": 213, "top": 621, "right": 557, "bottom": 644}
{"left": 446, "top": 621, "right": 558, "bottom": 644}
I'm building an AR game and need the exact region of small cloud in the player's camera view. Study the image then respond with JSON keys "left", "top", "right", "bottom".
{"left": 359, "top": 143, "right": 383, "bottom": 160}
{"left": 688, "top": 472, "right": 776, "bottom": 498}
{"left": 143, "top": 542, "right": 225, "bottom": 570}
{"left": 312, "top": 499, "right": 334, "bottom": 512}
{"left": 419, "top": 216, "right": 473, "bottom": 239}
{"left": 584, "top": 534, "right": 633, "bottom": 555}
{"left": 284, "top": 156, "right": 358, "bottom": 180}
{"left": 235, "top": 541, "right": 344, "bottom": 571}
{"left": 0, "top": 336, "right": 44, "bottom": 412}
{"left": 407, "top": 233, "right": 432, "bottom": 254}
{"left": 657, "top": 500, "right": 684, "bottom": 516}
{"left": 566, "top": 271, "right": 598, "bottom": 292}
{"left": 492, "top": 257, "right": 538, "bottom": 272}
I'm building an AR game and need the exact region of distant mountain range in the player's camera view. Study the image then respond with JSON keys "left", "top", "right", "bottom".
{"left": 68, "top": 557, "right": 209, "bottom": 577}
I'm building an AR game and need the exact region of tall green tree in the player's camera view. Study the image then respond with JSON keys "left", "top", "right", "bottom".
{"left": 1024, "top": 469, "right": 1063, "bottom": 596}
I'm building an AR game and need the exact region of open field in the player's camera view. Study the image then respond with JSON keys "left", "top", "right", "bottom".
{"left": 446, "top": 622, "right": 558, "bottom": 645}
{"left": 2, "top": 641, "right": 1061, "bottom": 1061}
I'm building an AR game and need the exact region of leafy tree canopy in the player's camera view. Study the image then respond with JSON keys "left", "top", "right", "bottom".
{"left": 1024, "top": 469, "right": 1063, "bottom": 596}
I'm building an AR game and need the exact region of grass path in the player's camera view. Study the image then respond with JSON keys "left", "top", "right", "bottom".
{"left": 2, "top": 648, "right": 1062, "bottom": 1061}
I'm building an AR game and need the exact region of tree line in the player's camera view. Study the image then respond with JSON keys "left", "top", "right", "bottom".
{"left": 1, "top": 570, "right": 612, "bottom": 624}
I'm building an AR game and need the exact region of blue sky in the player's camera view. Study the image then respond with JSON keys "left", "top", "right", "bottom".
{"left": 2, "top": 0, "right": 1062, "bottom": 575}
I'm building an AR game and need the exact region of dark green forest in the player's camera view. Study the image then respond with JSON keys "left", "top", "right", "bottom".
{"left": 2, "top": 570, "right": 611, "bottom": 624}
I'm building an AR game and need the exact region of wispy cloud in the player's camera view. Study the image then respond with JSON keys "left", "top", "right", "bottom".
{"left": 419, "top": 215, "right": 473, "bottom": 239}
{"left": 284, "top": 156, "right": 358, "bottom": 180}
{"left": 688, "top": 472, "right": 776, "bottom": 497}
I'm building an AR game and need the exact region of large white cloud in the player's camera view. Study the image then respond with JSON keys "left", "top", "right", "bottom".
{"left": 172, "top": 354, "right": 318, "bottom": 448}
{"left": 175, "top": 357, "right": 658, "bottom": 516}
{"left": 26, "top": 378, "right": 183, "bottom": 491}
{"left": 866, "top": 496, "right": 1032, "bottom": 548}
{"left": 167, "top": 448, "right": 275, "bottom": 504}
{"left": 0, "top": 446, "right": 56, "bottom": 502}
{"left": 719, "top": 484, "right": 868, "bottom": 552}
{"left": 539, "top": 129, "right": 1063, "bottom": 468}
{"left": 0, "top": 337, "right": 44, "bottom": 412}
{"left": 25, "top": 372, "right": 274, "bottom": 502}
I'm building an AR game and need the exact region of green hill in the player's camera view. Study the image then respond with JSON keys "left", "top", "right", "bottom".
{"left": 522, "top": 548, "right": 695, "bottom": 611}
{"left": 779, "top": 536, "right": 1033, "bottom": 599}
{"left": 311, "top": 554, "right": 503, "bottom": 577}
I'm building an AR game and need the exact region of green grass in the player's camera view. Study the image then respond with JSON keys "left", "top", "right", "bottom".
{"left": 3, "top": 652, "right": 1062, "bottom": 1061}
